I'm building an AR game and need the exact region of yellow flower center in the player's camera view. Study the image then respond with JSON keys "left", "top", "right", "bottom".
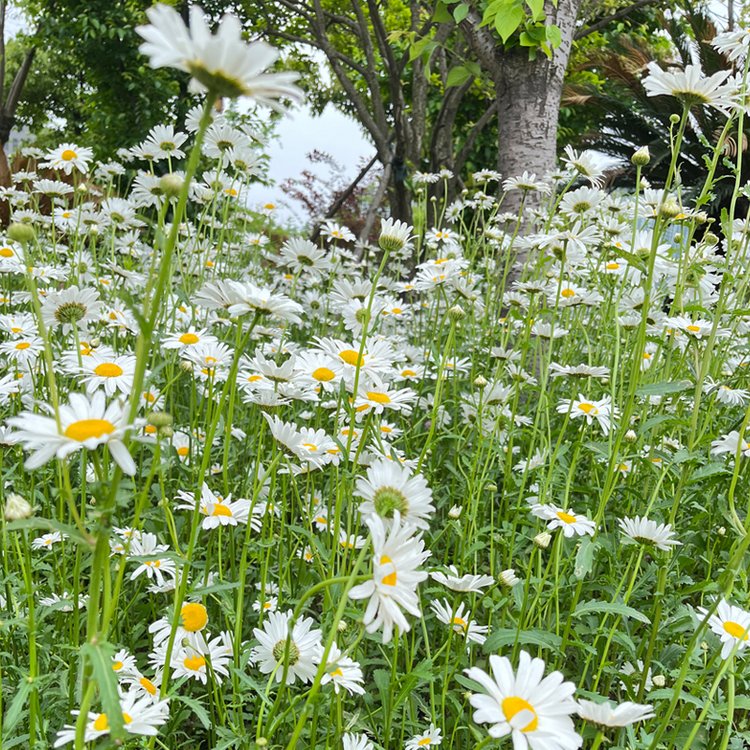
{"left": 329, "top": 667, "right": 343, "bottom": 677}
{"left": 606, "top": 262, "right": 620, "bottom": 270}
{"left": 556, "top": 510, "right": 577, "bottom": 524}
{"left": 177, "top": 446, "right": 189, "bottom": 457}
{"left": 211, "top": 503, "right": 233, "bottom": 517}
{"left": 339, "top": 349, "right": 363, "bottom": 366}
{"left": 94, "top": 362, "right": 124, "bottom": 378}
{"left": 724, "top": 620, "right": 749, "bottom": 640}
{"left": 180, "top": 602, "right": 208, "bottom": 632}
{"left": 0, "top": 247, "right": 13, "bottom": 257}
{"left": 418, "top": 740, "right": 432, "bottom": 747}
{"left": 686, "top": 324, "right": 701, "bottom": 333}
{"left": 183, "top": 654, "right": 206, "bottom": 671}
{"left": 93, "top": 713, "right": 109, "bottom": 731}
{"left": 112, "top": 661, "right": 123, "bottom": 671}
{"left": 380, "top": 555, "right": 397, "bottom": 586}
{"left": 367, "top": 391, "right": 390, "bottom": 404}
{"left": 15, "top": 342, "right": 30, "bottom": 350}
{"left": 313, "top": 367, "right": 335, "bottom": 382}
{"left": 502, "top": 696, "right": 538, "bottom": 732}
{"left": 577, "top": 402, "right": 597, "bottom": 414}
{"left": 64, "top": 419, "right": 115, "bottom": 442}
{"left": 179, "top": 332, "right": 199, "bottom": 345}
{"left": 561, "top": 288, "right": 576, "bottom": 298}
{"left": 302, "top": 442, "right": 318, "bottom": 452}
{"left": 401, "top": 369, "right": 416, "bottom": 377}
{"left": 140, "top": 677, "right": 157, "bottom": 695}
{"left": 452, "top": 616, "right": 467, "bottom": 631}
{"left": 61, "top": 149, "right": 77, "bottom": 161}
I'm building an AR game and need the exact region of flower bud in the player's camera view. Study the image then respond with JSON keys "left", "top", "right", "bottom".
{"left": 669, "top": 113, "right": 681, "bottom": 124}
{"left": 4, "top": 493, "right": 33, "bottom": 521}
{"left": 631, "top": 146, "right": 650, "bottom": 167}
{"left": 448, "top": 504, "right": 462, "bottom": 519}
{"left": 652, "top": 674, "right": 666, "bottom": 687}
{"left": 159, "top": 173, "right": 184, "bottom": 198}
{"left": 147, "top": 411, "right": 173, "bottom": 428}
{"left": 7, "top": 223, "right": 36, "bottom": 245}
{"left": 625, "top": 429, "right": 637, "bottom": 442}
{"left": 534, "top": 531, "right": 552, "bottom": 549}
{"left": 499, "top": 569, "right": 519, "bottom": 588}
{"left": 474, "top": 375, "right": 488, "bottom": 388}
{"left": 448, "top": 304, "right": 465, "bottom": 320}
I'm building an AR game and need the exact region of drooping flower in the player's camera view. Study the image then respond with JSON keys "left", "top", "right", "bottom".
{"left": 136, "top": 4, "right": 302, "bottom": 105}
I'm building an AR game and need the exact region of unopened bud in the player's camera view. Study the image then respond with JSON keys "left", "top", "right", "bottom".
{"left": 534, "top": 531, "right": 552, "bottom": 549}
{"left": 718, "top": 526, "right": 726, "bottom": 536}
{"left": 669, "top": 113, "right": 681, "bottom": 124}
{"left": 4, "top": 493, "right": 33, "bottom": 521}
{"left": 658, "top": 197, "right": 681, "bottom": 219}
{"left": 631, "top": 146, "right": 650, "bottom": 167}
{"left": 474, "top": 375, "right": 488, "bottom": 388}
{"left": 625, "top": 429, "right": 637, "bottom": 442}
{"left": 652, "top": 674, "right": 666, "bottom": 687}
{"left": 499, "top": 569, "right": 519, "bottom": 588}
{"left": 485, "top": 483, "right": 497, "bottom": 493}
{"left": 448, "top": 505, "right": 462, "bottom": 519}
{"left": 7, "top": 223, "right": 35, "bottom": 245}
{"left": 448, "top": 304, "right": 465, "bottom": 320}
{"left": 159, "top": 173, "right": 183, "bottom": 198}
{"left": 337, "top": 619, "right": 347, "bottom": 632}
{"left": 147, "top": 411, "right": 173, "bottom": 428}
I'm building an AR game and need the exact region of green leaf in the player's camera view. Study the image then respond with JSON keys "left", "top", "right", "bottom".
{"left": 483, "top": 628, "right": 562, "bottom": 653}
{"left": 494, "top": 1, "right": 525, "bottom": 43}
{"left": 574, "top": 537, "right": 596, "bottom": 579}
{"left": 80, "top": 641, "right": 125, "bottom": 741}
{"left": 432, "top": 1, "right": 453, "bottom": 23}
{"left": 687, "top": 462, "right": 729, "bottom": 484}
{"left": 573, "top": 600, "right": 651, "bottom": 625}
{"left": 546, "top": 24, "right": 562, "bottom": 48}
{"left": 1, "top": 678, "right": 32, "bottom": 739}
{"left": 525, "top": 0, "right": 544, "bottom": 21}
{"left": 174, "top": 694, "right": 211, "bottom": 729}
{"left": 453, "top": 3, "right": 469, "bottom": 23}
{"left": 446, "top": 65, "right": 473, "bottom": 88}
{"left": 635, "top": 380, "right": 693, "bottom": 396}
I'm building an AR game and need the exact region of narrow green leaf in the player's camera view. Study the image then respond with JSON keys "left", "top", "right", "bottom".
{"left": 80, "top": 641, "right": 125, "bottom": 741}
{"left": 2, "top": 678, "right": 32, "bottom": 739}
{"left": 483, "top": 628, "right": 562, "bottom": 653}
{"left": 173, "top": 694, "right": 211, "bottom": 729}
{"left": 573, "top": 600, "right": 651, "bottom": 625}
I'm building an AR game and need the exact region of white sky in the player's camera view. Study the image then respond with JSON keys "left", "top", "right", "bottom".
{"left": 243, "top": 102, "right": 372, "bottom": 227}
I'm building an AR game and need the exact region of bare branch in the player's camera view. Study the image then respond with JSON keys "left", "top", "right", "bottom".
{"left": 575, "top": 0, "right": 659, "bottom": 40}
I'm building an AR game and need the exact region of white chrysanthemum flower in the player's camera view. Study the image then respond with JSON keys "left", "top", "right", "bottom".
{"left": 355, "top": 458, "right": 434, "bottom": 530}
{"left": 342, "top": 733, "right": 374, "bottom": 750}
{"left": 136, "top": 4, "right": 302, "bottom": 105}
{"left": 556, "top": 393, "right": 618, "bottom": 435}
{"left": 530, "top": 503, "right": 596, "bottom": 538}
{"left": 642, "top": 61, "right": 733, "bottom": 109}
{"left": 405, "top": 724, "right": 442, "bottom": 749}
{"left": 320, "top": 643, "right": 365, "bottom": 695}
{"left": 42, "top": 143, "right": 94, "bottom": 174}
{"left": 430, "top": 599, "right": 487, "bottom": 645}
{"left": 53, "top": 691, "right": 170, "bottom": 747}
{"left": 618, "top": 516, "right": 680, "bottom": 552}
{"left": 711, "top": 430, "right": 750, "bottom": 460}
{"left": 349, "top": 512, "right": 430, "bottom": 643}
{"left": 698, "top": 599, "right": 750, "bottom": 659}
{"left": 250, "top": 609, "right": 323, "bottom": 684}
{"left": 40, "top": 286, "right": 103, "bottom": 333}
{"left": 576, "top": 699, "right": 654, "bottom": 728}
{"left": 464, "top": 650, "right": 581, "bottom": 748}
{"left": 7, "top": 392, "right": 136, "bottom": 475}
{"left": 175, "top": 483, "right": 251, "bottom": 529}
{"left": 79, "top": 353, "right": 137, "bottom": 397}
{"left": 430, "top": 565, "right": 495, "bottom": 593}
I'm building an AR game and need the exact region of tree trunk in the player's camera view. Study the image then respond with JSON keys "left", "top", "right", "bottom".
{"left": 495, "top": 1, "right": 580, "bottom": 211}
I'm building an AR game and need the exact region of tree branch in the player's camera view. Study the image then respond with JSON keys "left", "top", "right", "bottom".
{"left": 575, "top": 0, "right": 659, "bottom": 40}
